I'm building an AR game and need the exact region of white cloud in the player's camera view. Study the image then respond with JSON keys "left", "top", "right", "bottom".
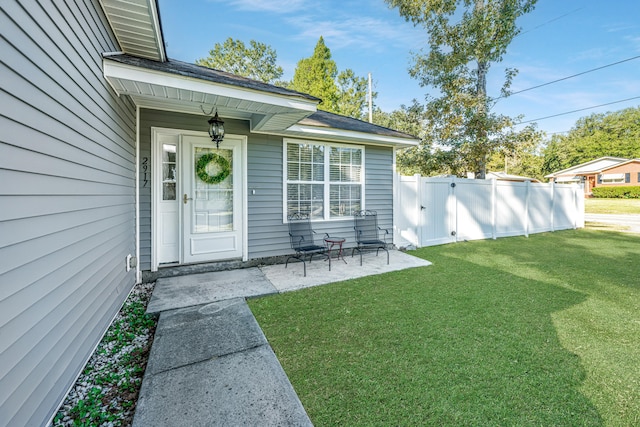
{"left": 624, "top": 35, "right": 640, "bottom": 52}
{"left": 207, "top": 0, "right": 306, "bottom": 13}
{"left": 605, "top": 23, "right": 638, "bottom": 33}
{"left": 568, "top": 47, "right": 610, "bottom": 62}
{"left": 286, "top": 15, "right": 425, "bottom": 53}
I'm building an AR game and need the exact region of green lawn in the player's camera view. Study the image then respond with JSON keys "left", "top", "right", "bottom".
{"left": 249, "top": 230, "right": 640, "bottom": 426}
{"left": 585, "top": 198, "right": 640, "bottom": 214}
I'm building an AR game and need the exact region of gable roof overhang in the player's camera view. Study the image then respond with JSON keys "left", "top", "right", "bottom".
{"left": 600, "top": 158, "right": 640, "bottom": 171}
{"left": 103, "top": 55, "right": 419, "bottom": 147}
{"left": 99, "top": 0, "right": 166, "bottom": 61}
{"left": 103, "top": 54, "right": 320, "bottom": 132}
{"left": 544, "top": 156, "right": 630, "bottom": 178}
{"left": 279, "top": 110, "right": 420, "bottom": 148}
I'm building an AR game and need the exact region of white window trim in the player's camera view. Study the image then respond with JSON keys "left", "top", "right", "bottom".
{"left": 283, "top": 138, "right": 366, "bottom": 222}
{"left": 600, "top": 173, "right": 625, "bottom": 183}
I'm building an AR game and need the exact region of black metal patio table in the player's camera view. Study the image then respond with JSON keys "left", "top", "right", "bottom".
{"left": 324, "top": 236, "right": 347, "bottom": 266}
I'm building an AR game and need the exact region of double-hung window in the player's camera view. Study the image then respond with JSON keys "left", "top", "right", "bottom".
{"left": 600, "top": 173, "right": 625, "bottom": 184}
{"left": 285, "top": 139, "right": 364, "bottom": 221}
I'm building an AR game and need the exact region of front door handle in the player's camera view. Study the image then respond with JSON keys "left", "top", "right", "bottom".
{"left": 183, "top": 194, "right": 193, "bottom": 204}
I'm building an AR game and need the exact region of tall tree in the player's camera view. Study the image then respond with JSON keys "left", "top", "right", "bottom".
{"left": 290, "top": 37, "right": 372, "bottom": 119}
{"left": 290, "top": 37, "right": 339, "bottom": 111}
{"left": 196, "top": 37, "right": 283, "bottom": 84}
{"left": 386, "top": 0, "right": 537, "bottom": 178}
{"left": 542, "top": 107, "right": 640, "bottom": 175}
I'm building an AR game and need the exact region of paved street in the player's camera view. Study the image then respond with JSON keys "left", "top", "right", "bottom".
{"left": 585, "top": 213, "right": 640, "bottom": 234}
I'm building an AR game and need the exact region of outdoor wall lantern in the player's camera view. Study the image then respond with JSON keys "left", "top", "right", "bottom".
{"left": 201, "top": 106, "right": 225, "bottom": 148}
{"left": 208, "top": 110, "right": 225, "bottom": 148}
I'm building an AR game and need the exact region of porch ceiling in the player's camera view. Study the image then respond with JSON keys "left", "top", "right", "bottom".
{"left": 99, "top": 0, "right": 166, "bottom": 61}
{"left": 103, "top": 56, "right": 319, "bottom": 132}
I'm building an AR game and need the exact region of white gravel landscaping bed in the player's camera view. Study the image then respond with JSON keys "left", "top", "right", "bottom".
{"left": 53, "top": 282, "right": 157, "bottom": 427}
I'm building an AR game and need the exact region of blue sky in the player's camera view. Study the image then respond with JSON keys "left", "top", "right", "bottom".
{"left": 158, "top": 0, "right": 640, "bottom": 137}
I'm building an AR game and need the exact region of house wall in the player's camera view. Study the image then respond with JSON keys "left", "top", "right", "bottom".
{"left": 139, "top": 109, "right": 394, "bottom": 271}
{"left": 0, "top": 1, "right": 137, "bottom": 426}
{"left": 597, "top": 161, "right": 640, "bottom": 187}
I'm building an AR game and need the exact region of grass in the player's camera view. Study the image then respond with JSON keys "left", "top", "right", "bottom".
{"left": 585, "top": 198, "right": 640, "bottom": 214}
{"left": 585, "top": 221, "right": 630, "bottom": 233}
{"left": 249, "top": 230, "right": 640, "bottom": 426}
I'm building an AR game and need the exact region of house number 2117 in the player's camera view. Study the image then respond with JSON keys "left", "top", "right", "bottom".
{"left": 141, "top": 157, "right": 149, "bottom": 187}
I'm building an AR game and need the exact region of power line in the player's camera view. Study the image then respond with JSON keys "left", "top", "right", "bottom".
{"left": 504, "top": 55, "right": 640, "bottom": 98}
{"left": 519, "top": 96, "right": 640, "bottom": 124}
{"left": 517, "top": 7, "right": 585, "bottom": 37}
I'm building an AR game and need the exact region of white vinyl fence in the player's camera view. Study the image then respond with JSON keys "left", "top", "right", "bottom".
{"left": 395, "top": 175, "right": 585, "bottom": 248}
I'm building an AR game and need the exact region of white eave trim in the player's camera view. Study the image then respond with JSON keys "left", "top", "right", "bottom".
{"left": 103, "top": 59, "right": 318, "bottom": 112}
{"left": 285, "top": 124, "right": 420, "bottom": 147}
{"left": 148, "top": 0, "right": 166, "bottom": 61}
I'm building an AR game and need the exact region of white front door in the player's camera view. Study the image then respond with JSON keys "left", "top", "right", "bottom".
{"left": 181, "top": 135, "right": 243, "bottom": 263}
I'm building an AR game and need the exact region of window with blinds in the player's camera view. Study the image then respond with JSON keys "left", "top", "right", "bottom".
{"left": 285, "top": 140, "right": 364, "bottom": 221}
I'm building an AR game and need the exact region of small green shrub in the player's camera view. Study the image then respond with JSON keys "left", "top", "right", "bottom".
{"left": 592, "top": 186, "right": 640, "bottom": 199}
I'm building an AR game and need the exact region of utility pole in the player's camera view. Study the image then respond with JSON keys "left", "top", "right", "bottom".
{"left": 368, "top": 72, "right": 373, "bottom": 123}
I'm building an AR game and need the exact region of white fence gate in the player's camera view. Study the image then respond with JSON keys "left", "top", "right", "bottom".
{"left": 395, "top": 175, "right": 585, "bottom": 248}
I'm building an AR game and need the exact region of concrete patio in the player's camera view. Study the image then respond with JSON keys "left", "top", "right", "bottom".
{"left": 134, "top": 250, "right": 431, "bottom": 426}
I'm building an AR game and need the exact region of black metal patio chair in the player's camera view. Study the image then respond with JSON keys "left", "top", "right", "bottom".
{"left": 352, "top": 210, "right": 390, "bottom": 266}
{"left": 286, "top": 212, "right": 329, "bottom": 276}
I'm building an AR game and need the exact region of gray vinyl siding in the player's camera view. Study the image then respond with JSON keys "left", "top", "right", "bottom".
{"left": 247, "top": 142, "right": 394, "bottom": 258}
{"left": 138, "top": 107, "right": 394, "bottom": 267}
{"left": 246, "top": 134, "right": 289, "bottom": 257}
{"left": 0, "top": 1, "right": 136, "bottom": 426}
{"left": 138, "top": 109, "right": 253, "bottom": 270}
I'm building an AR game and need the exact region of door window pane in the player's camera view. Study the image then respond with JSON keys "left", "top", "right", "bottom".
{"left": 193, "top": 147, "right": 233, "bottom": 232}
{"left": 162, "top": 144, "right": 177, "bottom": 200}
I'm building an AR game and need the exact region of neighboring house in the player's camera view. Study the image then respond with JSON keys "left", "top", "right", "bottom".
{"left": 0, "top": 0, "right": 418, "bottom": 425}
{"left": 486, "top": 171, "right": 541, "bottom": 183}
{"left": 545, "top": 157, "right": 640, "bottom": 196}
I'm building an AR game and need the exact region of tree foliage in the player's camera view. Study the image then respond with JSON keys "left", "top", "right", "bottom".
{"left": 196, "top": 37, "right": 284, "bottom": 83}
{"left": 373, "top": 100, "right": 439, "bottom": 175}
{"left": 386, "top": 0, "right": 537, "bottom": 177}
{"left": 487, "top": 125, "right": 546, "bottom": 180}
{"left": 542, "top": 107, "right": 640, "bottom": 175}
{"left": 335, "top": 69, "right": 369, "bottom": 120}
{"left": 291, "top": 37, "right": 339, "bottom": 110}
{"left": 291, "top": 37, "right": 372, "bottom": 119}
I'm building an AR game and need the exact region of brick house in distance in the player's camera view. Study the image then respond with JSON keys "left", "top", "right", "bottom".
{"left": 545, "top": 157, "right": 640, "bottom": 196}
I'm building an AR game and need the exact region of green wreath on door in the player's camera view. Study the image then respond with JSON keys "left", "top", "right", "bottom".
{"left": 195, "top": 153, "right": 230, "bottom": 184}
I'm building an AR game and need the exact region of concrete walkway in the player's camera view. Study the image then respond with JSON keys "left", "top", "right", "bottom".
{"left": 134, "top": 250, "right": 431, "bottom": 426}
